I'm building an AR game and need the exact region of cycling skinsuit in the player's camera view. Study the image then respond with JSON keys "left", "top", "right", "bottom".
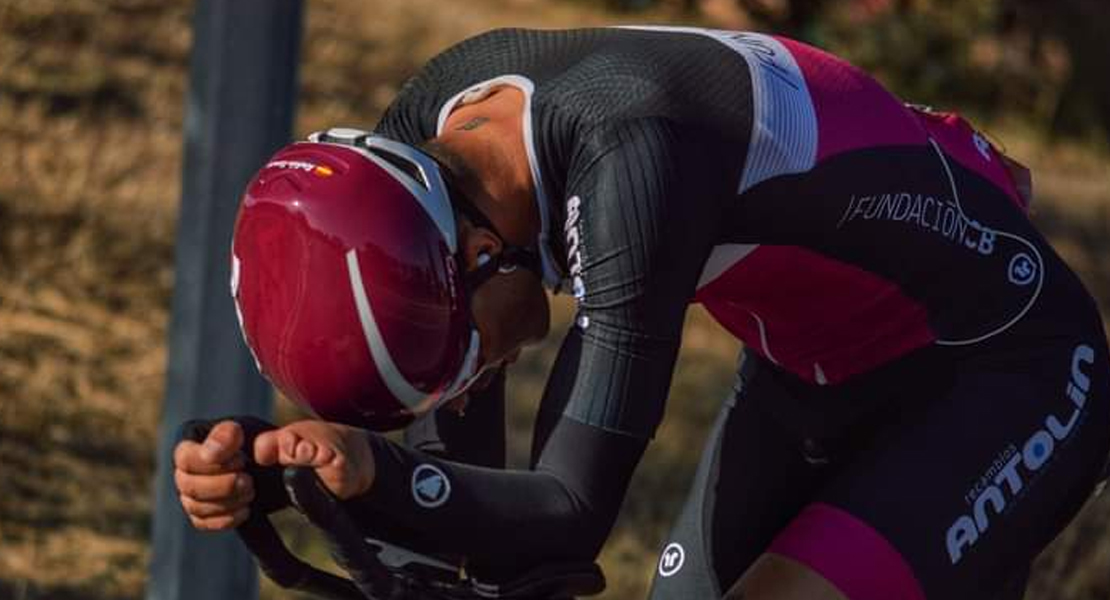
{"left": 350, "top": 27, "right": 1110, "bottom": 599}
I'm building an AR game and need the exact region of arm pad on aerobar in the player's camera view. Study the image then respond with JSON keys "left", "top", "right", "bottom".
{"left": 351, "top": 416, "right": 647, "bottom": 568}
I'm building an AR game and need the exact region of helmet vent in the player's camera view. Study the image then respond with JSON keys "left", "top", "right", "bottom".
{"left": 367, "top": 148, "right": 429, "bottom": 191}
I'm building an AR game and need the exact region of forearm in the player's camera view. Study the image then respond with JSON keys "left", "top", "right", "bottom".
{"left": 349, "top": 416, "right": 647, "bottom": 569}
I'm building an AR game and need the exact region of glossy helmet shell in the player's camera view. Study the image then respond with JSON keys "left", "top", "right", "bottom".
{"left": 231, "top": 128, "right": 476, "bottom": 430}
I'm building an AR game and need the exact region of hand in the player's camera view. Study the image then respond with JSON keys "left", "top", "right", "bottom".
{"left": 174, "top": 420, "right": 254, "bottom": 531}
{"left": 254, "top": 420, "right": 376, "bottom": 500}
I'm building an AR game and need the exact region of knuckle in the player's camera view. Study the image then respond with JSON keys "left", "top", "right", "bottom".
{"left": 180, "top": 495, "right": 230, "bottom": 520}
{"left": 213, "top": 474, "right": 238, "bottom": 499}
{"left": 195, "top": 517, "right": 225, "bottom": 531}
{"left": 278, "top": 430, "right": 296, "bottom": 450}
{"left": 187, "top": 510, "right": 216, "bottom": 531}
{"left": 182, "top": 473, "right": 239, "bottom": 502}
{"left": 174, "top": 471, "right": 194, "bottom": 497}
{"left": 191, "top": 499, "right": 226, "bottom": 519}
{"left": 209, "top": 514, "right": 237, "bottom": 530}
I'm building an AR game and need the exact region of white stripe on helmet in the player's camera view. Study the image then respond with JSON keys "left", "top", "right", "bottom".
{"left": 439, "top": 330, "right": 482, "bottom": 401}
{"left": 346, "top": 249, "right": 429, "bottom": 409}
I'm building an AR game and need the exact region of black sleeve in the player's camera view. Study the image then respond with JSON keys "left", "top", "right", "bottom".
{"left": 356, "top": 417, "right": 646, "bottom": 569}
{"left": 537, "top": 118, "right": 720, "bottom": 438}
{"left": 372, "top": 69, "right": 442, "bottom": 145}
{"left": 349, "top": 119, "right": 721, "bottom": 568}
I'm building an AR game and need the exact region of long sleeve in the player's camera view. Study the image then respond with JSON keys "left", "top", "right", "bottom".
{"left": 349, "top": 118, "right": 723, "bottom": 569}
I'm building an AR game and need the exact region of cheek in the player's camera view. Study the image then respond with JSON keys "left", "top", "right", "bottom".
{"left": 474, "top": 275, "right": 549, "bottom": 356}
{"left": 470, "top": 283, "right": 514, "bottom": 356}
{"left": 504, "top": 279, "right": 549, "bottom": 349}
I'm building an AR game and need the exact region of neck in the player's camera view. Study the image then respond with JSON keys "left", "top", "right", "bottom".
{"left": 433, "top": 87, "right": 540, "bottom": 247}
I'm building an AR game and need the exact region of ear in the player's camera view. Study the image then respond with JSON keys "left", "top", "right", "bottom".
{"left": 458, "top": 218, "right": 503, "bottom": 273}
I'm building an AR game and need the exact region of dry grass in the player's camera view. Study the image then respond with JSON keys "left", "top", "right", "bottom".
{"left": 0, "top": 0, "right": 1107, "bottom": 599}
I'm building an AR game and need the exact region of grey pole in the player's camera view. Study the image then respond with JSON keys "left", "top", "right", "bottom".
{"left": 147, "top": 1, "right": 303, "bottom": 599}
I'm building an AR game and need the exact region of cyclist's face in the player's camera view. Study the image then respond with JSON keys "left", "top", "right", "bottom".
{"left": 458, "top": 218, "right": 551, "bottom": 369}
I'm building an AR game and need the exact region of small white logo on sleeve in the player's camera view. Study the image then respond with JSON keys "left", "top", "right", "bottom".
{"left": 564, "top": 195, "right": 586, "bottom": 299}
{"left": 657, "top": 542, "right": 685, "bottom": 577}
{"left": 411, "top": 464, "right": 451, "bottom": 508}
{"left": 1008, "top": 252, "right": 1037, "bottom": 286}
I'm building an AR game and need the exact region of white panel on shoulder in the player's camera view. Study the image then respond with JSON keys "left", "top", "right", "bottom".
{"left": 617, "top": 27, "right": 818, "bottom": 193}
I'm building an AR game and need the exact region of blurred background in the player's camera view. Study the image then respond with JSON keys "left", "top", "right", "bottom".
{"left": 0, "top": 0, "right": 1107, "bottom": 598}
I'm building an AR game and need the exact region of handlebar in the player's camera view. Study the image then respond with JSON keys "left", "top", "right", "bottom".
{"left": 178, "top": 418, "right": 605, "bottom": 600}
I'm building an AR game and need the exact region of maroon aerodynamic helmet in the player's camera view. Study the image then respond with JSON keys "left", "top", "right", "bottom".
{"left": 231, "top": 128, "right": 484, "bottom": 430}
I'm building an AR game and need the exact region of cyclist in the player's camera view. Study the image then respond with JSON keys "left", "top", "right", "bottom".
{"left": 173, "top": 27, "right": 1110, "bottom": 599}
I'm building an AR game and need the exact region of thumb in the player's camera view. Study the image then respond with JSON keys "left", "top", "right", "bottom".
{"left": 199, "top": 420, "right": 244, "bottom": 464}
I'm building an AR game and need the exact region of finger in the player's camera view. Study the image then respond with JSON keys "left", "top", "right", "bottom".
{"left": 200, "top": 420, "right": 245, "bottom": 464}
{"left": 313, "top": 443, "right": 337, "bottom": 466}
{"left": 174, "top": 441, "right": 247, "bottom": 475}
{"left": 179, "top": 485, "right": 254, "bottom": 518}
{"left": 176, "top": 470, "right": 252, "bottom": 503}
{"left": 277, "top": 429, "right": 301, "bottom": 463}
{"left": 190, "top": 506, "right": 250, "bottom": 531}
{"left": 253, "top": 431, "right": 280, "bottom": 466}
{"left": 293, "top": 440, "right": 317, "bottom": 465}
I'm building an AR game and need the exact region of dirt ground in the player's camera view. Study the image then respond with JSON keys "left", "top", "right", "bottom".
{"left": 0, "top": 1, "right": 1108, "bottom": 599}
